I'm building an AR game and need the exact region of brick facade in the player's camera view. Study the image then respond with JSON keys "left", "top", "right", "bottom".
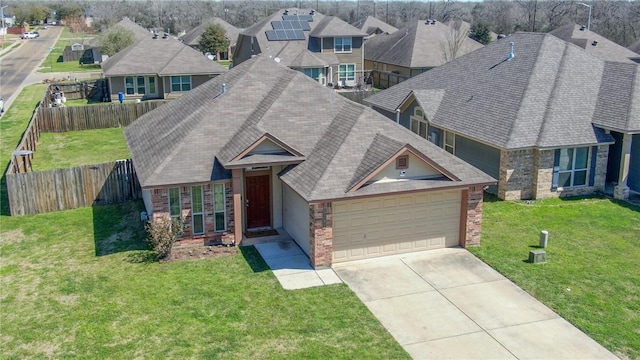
{"left": 498, "top": 146, "right": 608, "bottom": 200}
{"left": 309, "top": 202, "right": 333, "bottom": 268}
{"left": 464, "top": 186, "right": 484, "bottom": 247}
{"left": 150, "top": 181, "right": 236, "bottom": 245}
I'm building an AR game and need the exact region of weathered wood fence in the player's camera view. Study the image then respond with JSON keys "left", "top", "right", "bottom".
{"left": 5, "top": 85, "right": 168, "bottom": 215}
{"left": 371, "top": 70, "right": 410, "bottom": 89}
{"left": 338, "top": 91, "right": 376, "bottom": 105}
{"left": 38, "top": 101, "right": 168, "bottom": 132}
{"left": 6, "top": 160, "right": 140, "bottom": 216}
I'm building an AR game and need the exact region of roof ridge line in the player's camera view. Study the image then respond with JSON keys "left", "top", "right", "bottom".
{"left": 626, "top": 64, "right": 639, "bottom": 130}
{"left": 534, "top": 41, "right": 572, "bottom": 148}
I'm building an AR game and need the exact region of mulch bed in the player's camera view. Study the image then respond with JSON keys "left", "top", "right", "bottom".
{"left": 164, "top": 244, "right": 238, "bottom": 262}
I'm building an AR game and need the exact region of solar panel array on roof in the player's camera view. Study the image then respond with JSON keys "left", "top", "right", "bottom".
{"left": 265, "top": 29, "right": 306, "bottom": 41}
{"left": 282, "top": 14, "right": 314, "bottom": 22}
{"left": 271, "top": 20, "right": 311, "bottom": 31}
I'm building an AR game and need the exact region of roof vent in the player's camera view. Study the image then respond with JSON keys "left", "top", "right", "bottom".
{"left": 431, "top": 20, "right": 436, "bottom": 25}
{"left": 152, "top": 33, "right": 158, "bottom": 39}
{"left": 497, "top": 34, "right": 506, "bottom": 39}
{"left": 284, "top": 9, "right": 289, "bottom": 15}
{"left": 580, "top": 25, "right": 586, "bottom": 31}
{"left": 221, "top": 83, "right": 227, "bottom": 94}
{"left": 310, "top": 9, "right": 315, "bottom": 16}
{"left": 507, "top": 42, "right": 515, "bottom": 61}
{"left": 425, "top": 19, "right": 430, "bottom": 25}
{"left": 162, "top": 33, "right": 169, "bottom": 39}
{"left": 592, "top": 40, "right": 598, "bottom": 46}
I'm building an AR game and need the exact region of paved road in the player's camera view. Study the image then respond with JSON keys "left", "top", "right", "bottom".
{"left": 0, "top": 26, "right": 63, "bottom": 109}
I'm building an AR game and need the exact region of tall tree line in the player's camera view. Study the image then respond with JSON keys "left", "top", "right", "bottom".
{"left": 4, "top": 0, "right": 639, "bottom": 47}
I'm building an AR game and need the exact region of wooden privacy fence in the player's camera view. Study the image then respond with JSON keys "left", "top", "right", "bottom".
{"left": 38, "top": 100, "right": 168, "bottom": 132}
{"left": 5, "top": 160, "right": 141, "bottom": 216}
{"left": 338, "top": 91, "right": 375, "bottom": 105}
{"left": 371, "top": 70, "right": 410, "bottom": 89}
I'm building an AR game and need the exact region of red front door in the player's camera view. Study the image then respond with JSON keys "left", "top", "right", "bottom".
{"left": 245, "top": 175, "right": 271, "bottom": 229}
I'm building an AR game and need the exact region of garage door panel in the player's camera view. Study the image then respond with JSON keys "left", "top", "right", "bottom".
{"left": 333, "top": 191, "right": 462, "bottom": 263}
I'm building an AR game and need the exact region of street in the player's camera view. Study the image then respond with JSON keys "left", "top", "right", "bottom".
{"left": 0, "top": 26, "right": 63, "bottom": 109}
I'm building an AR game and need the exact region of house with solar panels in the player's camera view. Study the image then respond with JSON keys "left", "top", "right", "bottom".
{"left": 233, "top": 9, "right": 368, "bottom": 88}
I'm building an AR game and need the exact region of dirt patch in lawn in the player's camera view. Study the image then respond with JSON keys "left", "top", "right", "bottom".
{"left": 0, "top": 229, "right": 27, "bottom": 245}
{"left": 165, "top": 244, "right": 238, "bottom": 262}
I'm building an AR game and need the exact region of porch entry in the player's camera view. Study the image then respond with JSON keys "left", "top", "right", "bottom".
{"left": 245, "top": 174, "right": 271, "bottom": 229}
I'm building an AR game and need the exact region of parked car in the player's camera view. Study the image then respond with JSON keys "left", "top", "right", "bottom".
{"left": 20, "top": 32, "right": 37, "bottom": 39}
{"left": 32, "top": 31, "right": 40, "bottom": 38}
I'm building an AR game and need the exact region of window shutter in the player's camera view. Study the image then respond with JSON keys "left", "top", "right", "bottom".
{"left": 589, "top": 146, "right": 598, "bottom": 186}
{"left": 551, "top": 149, "right": 560, "bottom": 190}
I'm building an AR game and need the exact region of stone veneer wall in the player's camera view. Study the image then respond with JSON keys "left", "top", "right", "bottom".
{"left": 309, "top": 202, "right": 333, "bottom": 269}
{"left": 465, "top": 186, "right": 484, "bottom": 246}
{"left": 499, "top": 146, "right": 608, "bottom": 200}
{"left": 150, "top": 181, "right": 235, "bottom": 245}
{"left": 499, "top": 149, "right": 536, "bottom": 200}
{"left": 534, "top": 145, "right": 608, "bottom": 199}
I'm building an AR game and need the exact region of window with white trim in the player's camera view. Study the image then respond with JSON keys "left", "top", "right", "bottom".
{"left": 169, "top": 188, "right": 180, "bottom": 219}
{"left": 334, "top": 37, "right": 352, "bottom": 53}
{"left": 171, "top": 75, "right": 192, "bottom": 92}
{"left": 213, "top": 184, "right": 226, "bottom": 232}
{"left": 444, "top": 131, "right": 455, "bottom": 154}
{"left": 191, "top": 185, "right": 204, "bottom": 234}
{"left": 125, "top": 76, "right": 135, "bottom": 95}
{"left": 410, "top": 107, "right": 428, "bottom": 139}
{"left": 136, "top": 76, "right": 146, "bottom": 95}
{"left": 338, "top": 64, "right": 355, "bottom": 84}
{"left": 555, "top": 147, "right": 589, "bottom": 188}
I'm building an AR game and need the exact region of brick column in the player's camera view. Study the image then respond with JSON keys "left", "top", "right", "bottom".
{"left": 309, "top": 202, "right": 333, "bottom": 268}
{"left": 460, "top": 186, "right": 483, "bottom": 247}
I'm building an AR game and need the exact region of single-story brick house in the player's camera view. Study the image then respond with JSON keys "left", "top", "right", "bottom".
{"left": 102, "top": 37, "right": 227, "bottom": 101}
{"left": 124, "top": 56, "right": 495, "bottom": 268}
{"left": 366, "top": 32, "right": 640, "bottom": 201}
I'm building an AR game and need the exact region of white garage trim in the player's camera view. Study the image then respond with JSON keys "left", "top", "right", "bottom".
{"left": 332, "top": 189, "right": 461, "bottom": 263}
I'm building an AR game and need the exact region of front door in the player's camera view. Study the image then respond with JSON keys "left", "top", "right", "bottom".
{"left": 245, "top": 174, "right": 271, "bottom": 229}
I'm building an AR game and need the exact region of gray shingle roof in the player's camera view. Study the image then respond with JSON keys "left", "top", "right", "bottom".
{"left": 592, "top": 61, "right": 640, "bottom": 133}
{"left": 125, "top": 55, "right": 495, "bottom": 200}
{"left": 347, "top": 134, "right": 405, "bottom": 190}
{"left": 101, "top": 38, "right": 227, "bottom": 76}
{"left": 550, "top": 24, "right": 640, "bottom": 64}
{"left": 309, "top": 16, "right": 368, "bottom": 38}
{"left": 364, "top": 20, "right": 483, "bottom": 68}
{"left": 365, "top": 32, "right": 625, "bottom": 149}
{"left": 181, "top": 17, "right": 240, "bottom": 47}
{"left": 352, "top": 16, "right": 398, "bottom": 36}
{"left": 114, "top": 17, "right": 153, "bottom": 41}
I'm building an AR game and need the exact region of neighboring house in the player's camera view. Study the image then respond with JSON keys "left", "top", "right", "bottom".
{"left": 364, "top": 19, "right": 483, "bottom": 88}
{"left": 124, "top": 55, "right": 495, "bottom": 268}
{"left": 352, "top": 15, "right": 398, "bottom": 38}
{"left": 233, "top": 8, "right": 368, "bottom": 88}
{"left": 181, "top": 17, "right": 240, "bottom": 60}
{"left": 102, "top": 37, "right": 227, "bottom": 101}
{"left": 366, "top": 33, "right": 639, "bottom": 201}
{"left": 550, "top": 23, "right": 640, "bottom": 64}
{"left": 89, "top": 17, "right": 154, "bottom": 63}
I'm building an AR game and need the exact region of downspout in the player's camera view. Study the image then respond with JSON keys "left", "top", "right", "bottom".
{"left": 396, "top": 108, "right": 400, "bottom": 124}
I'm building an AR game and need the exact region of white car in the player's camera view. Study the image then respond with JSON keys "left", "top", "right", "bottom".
{"left": 20, "top": 32, "right": 37, "bottom": 39}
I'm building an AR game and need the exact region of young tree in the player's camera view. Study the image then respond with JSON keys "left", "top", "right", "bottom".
{"left": 98, "top": 26, "right": 136, "bottom": 56}
{"left": 198, "top": 24, "right": 229, "bottom": 55}
{"left": 470, "top": 21, "right": 492, "bottom": 45}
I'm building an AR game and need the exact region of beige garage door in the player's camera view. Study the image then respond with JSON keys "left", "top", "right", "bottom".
{"left": 332, "top": 190, "right": 461, "bottom": 263}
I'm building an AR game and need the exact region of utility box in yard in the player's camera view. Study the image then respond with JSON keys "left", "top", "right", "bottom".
{"left": 529, "top": 249, "right": 546, "bottom": 264}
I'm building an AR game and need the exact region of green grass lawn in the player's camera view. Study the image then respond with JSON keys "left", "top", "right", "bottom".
{"left": 32, "top": 128, "right": 131, "bottom": 171}
{"left": 469, "top": 195, "right": 640, "bottom": 360}
{"left": 0, "top": 201, "right": 409, "bottom": 359}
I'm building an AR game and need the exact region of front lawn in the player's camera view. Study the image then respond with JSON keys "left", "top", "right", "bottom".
{"left": 469, "top": 195, "right": 640, "bottom": 360}
{"left": 0, "top": 201, "right": 409, "bottom": 359}
{"left": 32, "top": 128, "right": 131, "bottom": 171}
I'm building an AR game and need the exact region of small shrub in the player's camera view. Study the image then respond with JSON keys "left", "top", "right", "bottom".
{"left": 145, "top": 217, "right": 183, "bottom": 260}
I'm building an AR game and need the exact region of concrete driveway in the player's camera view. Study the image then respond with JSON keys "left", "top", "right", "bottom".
{"left": 333, "top": 248, "right": 618, "bottom": 360}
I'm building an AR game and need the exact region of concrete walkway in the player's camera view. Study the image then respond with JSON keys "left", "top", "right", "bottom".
{"left": 333, "top": 248, "right": 618, "bottom": 360}
{"left": 251, "top": 235, "right": 342, "bottom": 290}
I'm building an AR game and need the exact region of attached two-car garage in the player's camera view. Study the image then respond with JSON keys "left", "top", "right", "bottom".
{"left": 332, "top": 190, "right": 462, "bottom": 263}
